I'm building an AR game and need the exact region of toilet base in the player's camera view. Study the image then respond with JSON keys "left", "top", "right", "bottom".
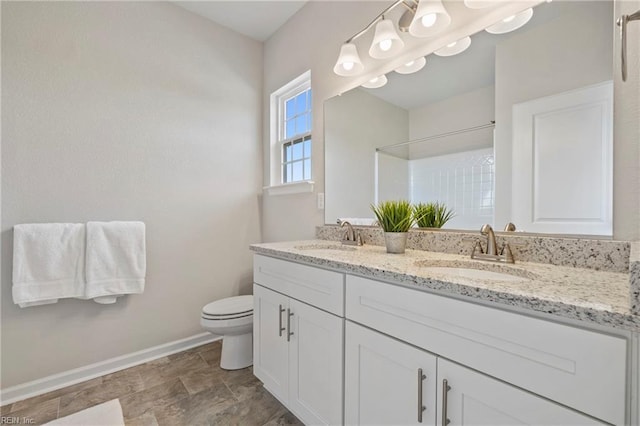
{"left": 220, "top": 332, "right": 253, "bottom": 370}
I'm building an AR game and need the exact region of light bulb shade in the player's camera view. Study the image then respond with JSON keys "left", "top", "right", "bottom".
{"left": 409, "top": 0, "right": 451, "bottom": 37}
{"left": 463, "top": 0, "right": 498, "bottom": 9}
{"left": 485, "top": 8, "right": 533, "bottom": 34}
{"left": 369, "top": 19, "right": 405, "bottom": 59}
{"left": 434, "top": 36, "right": 471, "bottom": 57}
{"left": 333, "top": 42, "right": 364, "bottom": 76}
{"left": 395, "top": 56, "right": 427, "bottom": 74}
{"left": 361, "top": 75, "right": 388, "bottom": 89}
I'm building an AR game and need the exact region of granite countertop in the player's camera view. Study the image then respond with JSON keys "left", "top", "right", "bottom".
{"left": 250, "top": 239, "right": 639, "bottom": 332}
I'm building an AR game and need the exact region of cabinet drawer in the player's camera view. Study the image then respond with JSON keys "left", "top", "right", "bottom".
{"left": 346, "top": 275, "right": 627, "bottom": 425}
{"left": 254, "top": 255, "right": 344, "bottom": 316}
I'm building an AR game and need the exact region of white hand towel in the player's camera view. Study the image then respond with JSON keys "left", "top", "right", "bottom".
{"left": 85, "top": 221, "right": 146, "bottom": 303}
{"left": 12, "top": 223, "right": 86, "bottom": 307}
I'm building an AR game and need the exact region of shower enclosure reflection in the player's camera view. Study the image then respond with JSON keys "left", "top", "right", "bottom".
{"left": 376, "top": 124, "right": 495, "bottom": 230}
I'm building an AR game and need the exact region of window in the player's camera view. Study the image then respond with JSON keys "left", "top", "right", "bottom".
{"left": 271, "top": 71, "right": 312, "bottom": 187}
{"left": 279, "top": 82, "right": 312, "bottom": 183}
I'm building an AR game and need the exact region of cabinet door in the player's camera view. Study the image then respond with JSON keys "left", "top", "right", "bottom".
{"left": 437, "top": 358, "right": 605, "bottom": 425}
{"left": 288, "top": 298, "right": 344, "bottom": 426}
{"left": 253, "top": 284, "right": 289, "bottom": 402}
{"left": 345, "top": 321, "right": 437, "bottom": 426}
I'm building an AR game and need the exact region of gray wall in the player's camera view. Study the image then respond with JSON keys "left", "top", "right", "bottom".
{"left": 1, "top": 2, "right": 262, "bottom": 387}
{"left": 493, "top": 1, "right": 613, "bottom": 229}
{"left": 325, "top": 89, "right": 409, "bottom": 221}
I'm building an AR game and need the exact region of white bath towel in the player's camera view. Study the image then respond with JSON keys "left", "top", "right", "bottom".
{"left": 12, "top": 223, "right": 86, "bottom": 307}
{"left": 85, "top": 221, "right": 146, "bottom": 303}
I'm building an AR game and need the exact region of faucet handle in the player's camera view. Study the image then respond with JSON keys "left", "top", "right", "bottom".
{"left": 500, "top": 243, "right": 515, "bottom": 263}
{"left": 503, "top": 222, "right": 516, "bottom": 232}
{"left": 470, "top": 239, "right": 484, "bottom": 256}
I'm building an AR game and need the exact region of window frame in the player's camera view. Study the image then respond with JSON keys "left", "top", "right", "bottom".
{"left": 268, "top": 71, "right": 313, "bottom": 192}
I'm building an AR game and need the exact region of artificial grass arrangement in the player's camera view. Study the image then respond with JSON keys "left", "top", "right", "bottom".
{"left": 371, "top": 200, "right": 454, "bottom": 253}
{"left": 370, "top": 200, "right": 415, "bottom": 233}
{"left": 371, "top": 200, "right": 455, "bottom": 231}
{"left": 413, "top": 202, "right": 455, "bottom": 228}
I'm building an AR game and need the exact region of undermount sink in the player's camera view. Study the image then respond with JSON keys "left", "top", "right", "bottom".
{"left": 294, "top": 243, "right": 358, "bottom": 252}
{"left": 414, "top": 259, "right": 536, "bottom": 282}
{"left": 418, "top": 267, "right": 529, "bottom": 282}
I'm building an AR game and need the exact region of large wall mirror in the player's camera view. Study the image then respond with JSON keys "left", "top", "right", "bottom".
{"left": 325, "top": 0, "right": 614, "bottom": 236}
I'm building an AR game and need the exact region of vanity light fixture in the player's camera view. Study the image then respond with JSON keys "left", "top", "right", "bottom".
{"left": 409, "top": 0, "right": 451, "bottom": 37}
{"left": 395, "top": 56, "right": 427, "bottom": 74}
{"left": 485, "top": 8, "right": 534, "bottom": 34}
{"left": 333, "top": 0, "right": 452, "bottom": 77}
{"left": 333, "top": 42, "right": 365, "bottom": 76}
{"left": 361, "top": 75, "right": 388, "bottom": 89}
{"left": 370, "top": 17, "right": 405, "bottom": 59}
{"left": 434, "top": 36, "right": 471, "bottom": 56}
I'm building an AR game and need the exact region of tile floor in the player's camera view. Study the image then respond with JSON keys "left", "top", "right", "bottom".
{"left": 1, "top": 341, "right": 303, "bottom": 425}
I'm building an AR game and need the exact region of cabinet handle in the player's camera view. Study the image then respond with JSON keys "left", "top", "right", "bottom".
{"left": 441, "top": 379, "right": 451, "bottom": 426}
{"left": 617, "top": 10, "right": 640, "bottom": 82}
{"left": 287, "top": 309, "right": 294, "bottom": 342}
{"left": 417, "top": 368, "right": 427, "bottom": 423}
{"left": 278, "top": 304, "right": 286, "bottom": 337}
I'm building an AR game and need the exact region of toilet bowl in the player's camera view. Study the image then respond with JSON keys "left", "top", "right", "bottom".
{"left": 201, "top": 295, "right": 253, "bottom": 370}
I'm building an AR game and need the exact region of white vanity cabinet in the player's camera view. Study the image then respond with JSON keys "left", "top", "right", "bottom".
{"left": 252, "top": 252, "right": 632, "bottom": 426}
{"left": 252, "top": 255, "right": 344, "bottom": 426}
{"left": 345, "top": 321, "right": 437, "bottom": 426}
{"left": 345, "top": 321, "right": 604, "bottom": 426}
{"left": 345, "top": 275, "right": 627, "bottom": 425}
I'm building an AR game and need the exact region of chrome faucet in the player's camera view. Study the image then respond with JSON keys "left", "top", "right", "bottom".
{"left": 337, "top": 219, "right": 363, "bottom": 246}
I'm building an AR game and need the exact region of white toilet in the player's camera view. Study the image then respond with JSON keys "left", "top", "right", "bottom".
{"left": 200, "top": 295, "right": 253, "bottom": 370}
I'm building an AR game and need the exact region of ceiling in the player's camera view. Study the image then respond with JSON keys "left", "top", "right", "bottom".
{"left": 173, "top": 1, "right": 308, "bottom": 42}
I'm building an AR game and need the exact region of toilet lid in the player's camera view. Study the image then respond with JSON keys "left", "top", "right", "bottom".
{"left": 203, "top": 295, "right": 253, "bottom": 316}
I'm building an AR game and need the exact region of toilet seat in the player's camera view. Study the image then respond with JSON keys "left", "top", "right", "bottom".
{"left": 201, "top": 312, "right": 252, "bottom": 321}
{"left": 201, "top": 295, "right": 253, "bottom": 320}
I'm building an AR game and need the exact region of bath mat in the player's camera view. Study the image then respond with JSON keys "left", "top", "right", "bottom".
{"left": 44, "top": 399, "right": 124, "bottom": 426}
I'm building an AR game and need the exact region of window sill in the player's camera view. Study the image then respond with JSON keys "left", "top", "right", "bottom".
{"left": 263, "top": 181, "right": 315, "bottom": 196}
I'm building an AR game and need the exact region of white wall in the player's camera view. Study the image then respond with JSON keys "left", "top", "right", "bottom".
{"left": 493, "top": 1, "right": 613, "bottom": 229}
{"left": 325, "top": 89, "right": 408, "bottom": 221}
{"left": 377, "top": 153, "right": 410, "bottom": 204}
{"left": 1, "top": 2, "right": 262, "bottom": 388}
{"left": 409, "top": 85, "right": 495, "bottom": 141}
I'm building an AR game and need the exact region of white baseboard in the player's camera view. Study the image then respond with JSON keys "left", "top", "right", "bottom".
{"left": 1, "top": 332, "right": 221, "bottom": 406}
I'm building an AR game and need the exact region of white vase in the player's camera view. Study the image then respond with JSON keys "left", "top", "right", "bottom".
{"left": 384, "top": 232, "right": 408, "bottom": 254}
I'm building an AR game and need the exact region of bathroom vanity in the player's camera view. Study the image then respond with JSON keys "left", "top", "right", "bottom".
{"left": 251, "top": 239, "right": 640, "bottom": 426}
